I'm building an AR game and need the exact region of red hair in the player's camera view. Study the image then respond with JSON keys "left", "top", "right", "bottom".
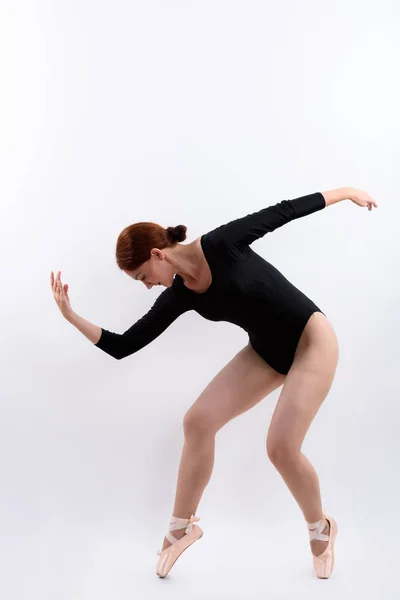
{"left": 115, "top": 222, "right": 187, "bottom": 271}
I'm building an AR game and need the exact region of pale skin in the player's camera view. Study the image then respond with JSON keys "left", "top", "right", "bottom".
{"left": 50, "top": 186, "right": 377, "bottom": 558}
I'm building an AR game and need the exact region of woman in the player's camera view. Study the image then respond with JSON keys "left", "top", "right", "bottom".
{"left": 50, "top": 186, "right": 377, "bottom": 580}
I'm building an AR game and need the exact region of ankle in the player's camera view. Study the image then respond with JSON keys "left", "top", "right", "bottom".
{"left": 307, "top": 515, "right": 330, "bottom": 556}
{"left": 161, "top": 527, "right": 187, "bottom": 551}
{"left": 171, "top": 527, "right": 187, "bottom": 539}
{"left": 160, "top": 514, "right": 200, "bottom": 552}
{"left": 306, "top": 515, "right": 324, "bottom": 528}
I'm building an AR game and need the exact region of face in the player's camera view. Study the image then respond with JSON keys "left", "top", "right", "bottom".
{"left": 125, "top": 248, "right": 175, "bottom": 289}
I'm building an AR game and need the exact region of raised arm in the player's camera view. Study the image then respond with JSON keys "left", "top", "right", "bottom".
{"left": 93, "top": 288, "right": 191, "bottom": 360}
{"left": 206, "top": 191, "right": 327, "bottom": 250}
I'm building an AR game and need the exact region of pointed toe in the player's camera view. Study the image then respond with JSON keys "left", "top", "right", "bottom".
{"left": 309, "top": 514, "right": 338, "bottom": 579}
{"left": 156, "top": 514, "right": 203, "bottom": 578}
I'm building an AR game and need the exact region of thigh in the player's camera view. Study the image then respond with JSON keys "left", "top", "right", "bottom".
{"left": 266, "top": 313, "right": 339, "bottom": 455}
{"left": 184, "top": 343, "right": 286, "bottom": 434}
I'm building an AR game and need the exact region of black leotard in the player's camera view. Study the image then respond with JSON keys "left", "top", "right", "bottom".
{"left": 95, "top": 192, "right": 326, "bottom": 374}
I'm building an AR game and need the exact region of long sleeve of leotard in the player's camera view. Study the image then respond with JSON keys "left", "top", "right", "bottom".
{"left": 207, "top": 191, "right": 326, "bottom": 249}
{"left": 94, "top": 287, "right": 191, "bottom": 359}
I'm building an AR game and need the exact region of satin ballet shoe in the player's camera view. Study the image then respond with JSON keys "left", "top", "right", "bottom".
{"left": 156, "top": 514, "right": 203, "bottom": 578}
{"left": 307, "top": 511, "right": 338, "bottom": 579}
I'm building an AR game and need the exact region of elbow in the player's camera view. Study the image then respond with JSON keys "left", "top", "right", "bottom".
{"left": 95, "top": 333, "right": 127, "bottom": 360}
{"left": 96, "top": 347, "right": 125, "bottom": 360}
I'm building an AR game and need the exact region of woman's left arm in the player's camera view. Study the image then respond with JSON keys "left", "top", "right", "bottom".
{"left": 322, "top": 186, "right": 378, "bottom": 211}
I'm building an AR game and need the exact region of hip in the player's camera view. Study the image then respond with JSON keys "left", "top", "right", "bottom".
{"left": 294, "top": 310, "right": 339, "bottom": 369}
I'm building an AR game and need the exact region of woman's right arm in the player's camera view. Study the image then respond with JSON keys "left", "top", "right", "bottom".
{"left": 66, "top": 312, "right": 102, "bottom": 344}
{"left": 91, "top": 288, "right": 190, "bottom": 359}
{"left": 51, "top": 270, "right": 191, "bottom": 360}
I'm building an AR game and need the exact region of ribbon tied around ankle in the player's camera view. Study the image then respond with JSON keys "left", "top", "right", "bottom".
{"left": 156, "top": 514, "right": 200, "bottom": 555}
{"left": 185, "top": 514, "right": 200, "bottom": 534}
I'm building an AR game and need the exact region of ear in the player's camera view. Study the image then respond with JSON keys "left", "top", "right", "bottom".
{"left": 151, "top": 248, "right": 163, "bottom": 260}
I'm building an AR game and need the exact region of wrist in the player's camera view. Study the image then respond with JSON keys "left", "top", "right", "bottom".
{"left": 65, "top": 310, "right": 76, "bottom": 324}
{"left": 343, "top": 186, "right": 354, "bottom": 199}
{"left": 322, "top": 187, "right": 353, "bottom": 206}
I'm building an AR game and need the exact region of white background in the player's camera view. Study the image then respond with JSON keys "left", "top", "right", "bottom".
{"left": 0, "top": 1, "right": 398, "bottom": 598}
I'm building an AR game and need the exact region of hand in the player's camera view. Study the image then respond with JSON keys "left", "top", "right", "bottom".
{"left": 51, "top": 270, "right": 74, "bottom": 320}
{"left": 348, "top": 187, "right": 378, "bottom": 211}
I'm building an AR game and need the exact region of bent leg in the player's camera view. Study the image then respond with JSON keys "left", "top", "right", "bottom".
{"left": 161, "top": 343, "right": 285, "bottom": 551}
{"left": 266, "top": 314, "right": 339, "bottom": 555}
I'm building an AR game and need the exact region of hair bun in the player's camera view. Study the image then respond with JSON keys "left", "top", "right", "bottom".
{"left": 166, "top": 225, "right": 187, "bottom": 243}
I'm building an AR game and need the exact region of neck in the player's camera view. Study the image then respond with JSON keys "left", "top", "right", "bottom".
{"left": 167, "top": 240, "right": 200, "bottom": 282}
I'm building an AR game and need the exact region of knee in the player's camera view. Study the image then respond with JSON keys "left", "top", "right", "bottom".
{"left": 183, "top": 409, "right": 217, "bottom": 438}
{"left": 266, "top": 436, "right": 298, "bottom": 467}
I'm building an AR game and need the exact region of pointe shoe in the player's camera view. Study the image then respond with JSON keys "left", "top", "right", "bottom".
{"left": 307, "top": 511, "right": 338, "bottom": 579}
{"left": 156, "top": 514, "right": 203, "bottom": 578}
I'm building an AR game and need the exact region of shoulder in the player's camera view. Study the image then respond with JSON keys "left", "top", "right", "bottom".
{"left": 150, "top": 284, "right": 183, "bottom": 307}
{"left": 202, "top": 227, "right": 244, "bottom": 261}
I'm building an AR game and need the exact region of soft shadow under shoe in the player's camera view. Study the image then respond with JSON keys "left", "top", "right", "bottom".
{"left": 156, "top": 514, "right": 203, "bottom": 578}
{"left": 307, "top": 512, "right": 338, "bottom": 579}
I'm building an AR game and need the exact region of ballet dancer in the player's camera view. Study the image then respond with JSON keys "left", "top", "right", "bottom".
{"left": 50, "top": 186, "right": 377, "bottom": 579}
